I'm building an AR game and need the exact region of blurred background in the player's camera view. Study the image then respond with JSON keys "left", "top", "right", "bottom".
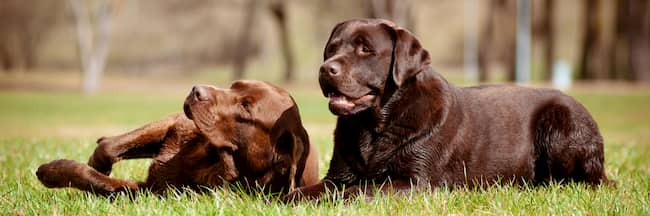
{"left": 0, "top": 0, "right": 648, "bottom": 94}
{"left": 1, "top": 3, "right": 649, "bottom": 210}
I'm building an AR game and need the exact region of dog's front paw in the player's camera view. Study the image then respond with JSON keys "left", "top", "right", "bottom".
{"left": 88, "top": 137, "right": 116, "bottom": 175}
{"left": 282, "top": 189, "right": 304, "bottom": 203}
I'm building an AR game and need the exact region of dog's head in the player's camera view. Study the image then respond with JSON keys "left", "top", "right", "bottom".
{"left": 319, "top": 19, "right": 431, "bottom": 116}
{"left": 183, "top": 80, "right": 311, "bottom": 192}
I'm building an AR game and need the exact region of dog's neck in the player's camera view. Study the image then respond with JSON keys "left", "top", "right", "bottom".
{"left": 373, "top": 67, "right": 453, "bottom": 132}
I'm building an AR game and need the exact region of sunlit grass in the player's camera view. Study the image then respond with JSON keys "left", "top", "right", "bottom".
{"left": 0, "top": 87, "right": 648, "bottom": 215}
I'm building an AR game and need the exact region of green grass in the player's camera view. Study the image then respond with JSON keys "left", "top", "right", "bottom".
{"left": 0, "top": 88, "right": 649, "bottom": 215}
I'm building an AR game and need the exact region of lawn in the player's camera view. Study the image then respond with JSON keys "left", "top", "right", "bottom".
{"left": 0, "top": 82, "right": 648, "bottom": 215}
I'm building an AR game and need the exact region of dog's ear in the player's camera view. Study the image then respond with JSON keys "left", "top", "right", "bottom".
{"left": 270, "top": 104, "right": 310, "bottom": 192}
{"left": 380, "top": 22, "right": 431, "bottom": 86}
{"left": 272, "top": 131, "right": 300, "bottom": 191}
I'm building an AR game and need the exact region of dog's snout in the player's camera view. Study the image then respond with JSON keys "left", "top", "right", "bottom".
{"left": 320, "top": 62, "right": 341, "bottom": 76}
{"left": 192, "top": 85, "right": 210, "bottom": 101}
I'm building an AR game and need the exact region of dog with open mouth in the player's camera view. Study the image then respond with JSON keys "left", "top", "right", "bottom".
{"left": 286, "top": 19, "right": 611, "bottom": 201}
{"left": 36, "top": 80, "right": 319, "bottom": 196}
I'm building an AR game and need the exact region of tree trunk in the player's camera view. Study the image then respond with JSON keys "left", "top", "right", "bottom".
{"left": 610, "top": 0, "right": 630, "bottom": 80}
{"left": 314, "top": 0, "right": 333, "bottom": 45}
{"left": 70, "top": 0, "right": 114, "bottom": 94}
{"left": 628, "top": 0, "right": 650, "bottom": 81}
{"left": 367, "top": 0, "right": 415, "bottom": 31}
{"left": 85, "top": 2, "right": 112, "bottom": 94}
{"left": 505, "top": 37, "right": 516, "bottom": 82}
{"left": 578, "top": 0, "right": 595, "bottom": 80}
{"left": 0, "top": 41, "right": 13, "bottom": 71}
{"left": 20, "top": 27, "right": 37, "bottom": 69}
{"left": 232, "top": 0, "right": 258, "bottom": 81}
{"left": 269, "top": 0, "right": 295, "bottom": 83}
{"left": 578, "top": 0, "right": 609, "bottom": 80}
{"left": 478, "top": 0, "right": 497, "bottom": 82}
{"left": 541, "top": 0, "right": 555, "bottom": 81}
{"left": 478, "top": 0, "right": 517, "bottom": 82}
{"left": 498, "top": 0, "right": 517, "bottom": 82}
{"left": 504, "top": 0, "right": 517, "bottom": 82}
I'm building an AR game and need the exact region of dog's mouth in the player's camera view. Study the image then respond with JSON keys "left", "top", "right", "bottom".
{"left": 183, "top": 93, "right": 206, "bottom": 120}
{"left": 325, "top": 90, "right": 376, "bottom": 115}
{"left": 183, "top": 101, "right": 193, "bottom": 120}
{"left": 183, "top": 93, "right": 198, "bottom": 120}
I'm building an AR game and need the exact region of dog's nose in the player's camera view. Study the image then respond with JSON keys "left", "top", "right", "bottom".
{"left": 191, "top": 85, "right": 210, "bottom": 101}
{"left": 320, "top": 62, "right": 340, "bottom": 76}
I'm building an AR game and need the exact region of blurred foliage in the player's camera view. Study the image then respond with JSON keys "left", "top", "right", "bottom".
{"left": 0, "top": 0, "right": 648, "bottom": 85}
{"left": 0, "top": 0, "right": 64, "bottom": 70}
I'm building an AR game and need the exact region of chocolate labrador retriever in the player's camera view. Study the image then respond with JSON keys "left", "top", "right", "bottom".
{"left": 36, "top": 80, "right": 319, "bottom": 196}
{"left": 286, "top": 19, "right": 610, "bottom": 200}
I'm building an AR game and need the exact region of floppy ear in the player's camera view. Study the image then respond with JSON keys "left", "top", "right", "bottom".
{"left": 381, "top": 23, "right": 431, "bottom": 86}
{"left": 272, "top": 131, "right": 301, "bottom": 191}
{"left": 269, "top": 105, "right": 310, "bottom": 192}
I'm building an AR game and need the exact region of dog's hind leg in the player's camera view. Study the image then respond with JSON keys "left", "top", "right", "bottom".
{"left": 533, "top": 100, "right": 609, "bottom": 186}
{"left": 36, "top": 159, "right": 144, "bottom": 196}
{"left": 569, "top": 106, "right": 610, "bottom": 186}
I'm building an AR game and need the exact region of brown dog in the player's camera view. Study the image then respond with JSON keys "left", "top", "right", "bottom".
{"left": 36, "top": 80, "right": 319, "bottom": 196}
{"left": 286, "top": 19, "right": 610, "bottom": 201}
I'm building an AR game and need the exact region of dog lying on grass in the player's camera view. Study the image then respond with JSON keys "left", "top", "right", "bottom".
{"left": 286, "top": 19, "right": 611, "bottom": 201}
{"left": 36, "top": 80, "right": 319, "bottom": 196}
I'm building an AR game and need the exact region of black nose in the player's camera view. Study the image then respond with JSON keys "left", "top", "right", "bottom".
{"left": 191, "top": 85, "right": 209, "bottom": 101}
{"left": 320, "top": 62, "right": 340, "bottom": 76}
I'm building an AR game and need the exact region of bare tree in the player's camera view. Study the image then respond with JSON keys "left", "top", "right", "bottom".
{"left": 578, "top": 0, "right": 599, "bottom": 80}
{"left": 585, "top": 0, "right": 650, "bottom": 81}
{"left": 610, "top": 0, "right": 631, "bottom": 80}
{"left": 232, "top": 0, "right": 259, "bottom": 80}
{"left": 539, "top": 0, "right": 555, "bottom": 81}
{"left": 269, "top": 0, "right": 296, "bottom": 83}
{"left": 0, "top": 44, "right": 11, "bottom": 71}
{"left": 627, "top": 0, "right": 650, "bottom": 81}
{"left": 69, "top": 0, "right": 115, "bottom": 94}
{"left": 478, "top": 0, "right": 517, "bottom": 82}
{"left": 367, "top": 0, "right": 415, "bottom": 30}
{"left": 0, "top": 0, "right": 63, "bottom": 71}
{"left": 477, "top": 1, "right": 497, "bottom": 82}
{"left": 578, "top": 0, "right": 611, "bottom": 80}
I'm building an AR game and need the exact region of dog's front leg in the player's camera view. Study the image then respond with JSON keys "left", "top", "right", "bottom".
{"left": 88, "top": 113, "right": 184, "bottom": 175}
{"left": 282, "top": 180, "right": 339, "bottom": 202}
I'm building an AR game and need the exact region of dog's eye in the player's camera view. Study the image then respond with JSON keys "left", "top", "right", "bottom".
{"left": 359, "top": 45, "right": 373, "bottom": 55}
{"left": 240, "top": 99, "right": 253, "bottom": 114}
{"left": 238, "top": 101, "right": 255, "bottom": 121}
{"left": 241, "top": 101, "right": 250, "bottom": 111}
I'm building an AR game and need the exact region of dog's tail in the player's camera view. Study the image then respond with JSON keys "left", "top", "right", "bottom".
{"left": 36, "top": 159, "right": 142, "bottom": 196}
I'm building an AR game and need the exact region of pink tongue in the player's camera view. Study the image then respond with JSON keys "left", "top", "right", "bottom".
{"left": 329, "top": 95, "right": 355, "bottom": 109}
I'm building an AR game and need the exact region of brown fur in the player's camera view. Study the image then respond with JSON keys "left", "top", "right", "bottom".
{"left": 286, "top": 19, "right": 610, "bottom": 201}
{"left": 36, "top": 80, "right": 318, "bottom": 196}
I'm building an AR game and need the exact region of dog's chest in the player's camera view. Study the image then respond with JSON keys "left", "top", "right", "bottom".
{"left": 350, "top": 125, "right": 430, "bottom": 180}
{"left": 357, "top": 129, "right": 375, "bottom": 167}
{"left": 355, "top": 128, "right": 402, "bottom": 179}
